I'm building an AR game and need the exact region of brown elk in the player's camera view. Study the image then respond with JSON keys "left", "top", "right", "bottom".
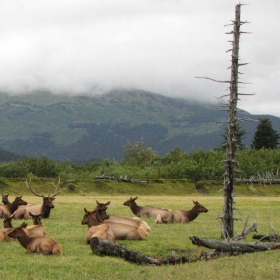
{"left": 95, "top": 200, "right": 151, "bottom": 232}
{"left": 171, "top": 201, "right": 208, "bottom": 223}
{"left": 0, "top": 196, "right": 28, "bottom": 218}
{"left": 0, "top": 215, "right": 17, "bottom": 242}
{"left": 8, "top": 223, "right": 62, "bottom": 255}
{"left": 23, "top": 212, "right": 46, "bottom": 237}
{"left": 1, "top": 194, "right": 9, "bottom": 205}
{"left": 123, "top": 196, "right": 174, "bottom": 223}
{"left": 82, "top": 208, "right": 148, "bottom": 244}
{"left": 13, "top": 180, "right": 60, "bottom": 219}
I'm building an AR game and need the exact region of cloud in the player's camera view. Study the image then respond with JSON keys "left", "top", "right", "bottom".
{"left": 0, "top": 0, "right": 279, "bottom": 117}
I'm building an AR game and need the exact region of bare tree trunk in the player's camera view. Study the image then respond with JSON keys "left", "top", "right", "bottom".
{"left": 222, "top": 4, "right": 241, "bottom": 239}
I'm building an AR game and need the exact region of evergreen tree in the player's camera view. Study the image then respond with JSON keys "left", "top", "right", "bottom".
{"left": 251, "top": 118, "right": 280, "bottom": 149}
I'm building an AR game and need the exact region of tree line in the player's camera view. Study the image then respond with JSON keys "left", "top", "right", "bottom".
{"left": 0, "top": 118, "right": 279, "bottom": 182}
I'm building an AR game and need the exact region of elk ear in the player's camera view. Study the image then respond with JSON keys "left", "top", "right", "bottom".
{"left": 104, "top": 201, "right": 110, "bottom": 206}
{"left": 133, "top": 196, "right": 138, "bottom": 200}
{"left": 84, "top": 208, "right": 88, "bottom": 213}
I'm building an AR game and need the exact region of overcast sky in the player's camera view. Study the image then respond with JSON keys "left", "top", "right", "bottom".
{"left": 1, "top": 0, "right": 279, "bottom": 117}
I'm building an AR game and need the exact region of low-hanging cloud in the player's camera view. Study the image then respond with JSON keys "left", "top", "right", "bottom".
{"left": 0, "top": 0, "right": 279, "bottom": 116}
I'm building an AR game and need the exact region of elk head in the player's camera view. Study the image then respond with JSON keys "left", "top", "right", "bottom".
{"left": 123, "top": 196, "right": 138, "bottom": 207}
{"left": 8, "top": 222, "right": 28, "bottom": 239}
{"left": 193, "top": 201, "right": 208, "bottom": 213}
{"left": 2, "top": 194, "right": 9, "bottom": 205}
{"left": 95, "top": 200, "right": 110, "bottom": 213}
{"left": 26, "top": 179, "right": 61, "bottom": 218}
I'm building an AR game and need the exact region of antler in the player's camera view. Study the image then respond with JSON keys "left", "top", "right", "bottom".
{"left": 26, "top": 180, "right": 44, "bottom": 198}
{"left": 26, "top": 178, "right": 61, "bottom": 198}
{"left": 51, "top": 177, "right": 61, "bottom": 198}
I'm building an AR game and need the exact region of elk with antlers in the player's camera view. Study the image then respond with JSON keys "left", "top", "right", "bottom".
{"left": 8, "top": 223, "right": 62, "bottom": 255}
{"left": 13, "top": 180, "right": 61, "bottom": 219}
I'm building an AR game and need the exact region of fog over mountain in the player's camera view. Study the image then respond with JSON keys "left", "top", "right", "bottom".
{"left": 0, "top": 1, "right": 279, "bottom": 117}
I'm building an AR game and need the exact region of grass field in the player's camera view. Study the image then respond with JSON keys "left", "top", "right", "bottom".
{"left": 0, "top": 195, "right": 279, "bottom": 280}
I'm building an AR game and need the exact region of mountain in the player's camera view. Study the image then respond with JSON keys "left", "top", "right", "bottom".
{"left": 0, "top": 89, "right": 279, "bottom": 162}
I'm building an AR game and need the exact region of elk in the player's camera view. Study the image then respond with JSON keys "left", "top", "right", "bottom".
{"left": 13, "top": 180, "right": 60, "bottom": 219}
{"left": 0, "top": 196, "right": 28, "bottom": 218}
{"left": 171, "top": 201, "right": 208, "bottom": 223}
{"left": 95, "top": 200, "right": 151, "bottom": 232}
{"left": 1, "top": 194, "right": 9, "bottom": 205}
{"left": 0, "top": 215, "right": 17, "bottom": 242}
{"left": 8, "top": 223, "right": 62, "bottom": 255}
{"left": 82, "top": 208, "right": 148, "bottom": 244}
{"left": 23, "top": 212, "right": 46, "bottom": 237}
{"left": 123, "top": 196, "right": 174, "bottom": 223}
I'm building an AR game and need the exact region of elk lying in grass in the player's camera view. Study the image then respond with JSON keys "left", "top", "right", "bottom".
{"left": 171, "top": 200, "right": 208, "bottom": 223}
{"left": 8, "top": 223, "right": 62, "bottom": 255}
{"left": 82, "top": 208, "right": 148, "bottom": 244}
{"left": 0, "top": 215, "right": 17, "bottom": 242}
{"left": 13, "top": 180, "right": 60, "bottom": 219}
{"left": 0, "top": 196, "right": 28, "bottom": 218}
{"left": 123, "top": 196, "right": 174, "bottom": 223}
{"left": 95, "top": 200, "right": 151, "bottom": 232}
{"left": 23, "top": 212, "right": 46, "bottom": 237}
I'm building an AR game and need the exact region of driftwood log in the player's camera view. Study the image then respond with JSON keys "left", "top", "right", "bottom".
{"left": 95, "top": 175, "right": 148, "bottom": 184}
{"left": 90, "top": 237, "right": 193, "bottom": 265}
{"left": 190, "top": 236, "right": 280, "bottom": 253}
{"left": 252, "top": 234, "right": 280, "bottom": 242}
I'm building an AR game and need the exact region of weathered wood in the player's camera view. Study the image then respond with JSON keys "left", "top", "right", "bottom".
{"left": 95, "top": 175, "right": 148, "bottom": 184}
{"left": 90, "top": 236, "right": 160, "bottom": 265}
{"left": 252, "top": 234, "right": 280, "bottom": 242}
{"left": 222, "top": 4, "right": 242, "bottom": 239}
{"left": 190, "top": 236, "right": 280, "bottom": 253}
{"left": 90, "top": 237, "right": 193, "bottom": 265}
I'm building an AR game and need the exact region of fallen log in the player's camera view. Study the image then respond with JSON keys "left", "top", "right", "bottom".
{"left": 252, "top": 234, "right": 280, "bottom": 242}
{"left": 190, "top": 236, "right": 280, "bottom": 253}
{"left": 90, "top": 237, "right": 193, "bottom": 265}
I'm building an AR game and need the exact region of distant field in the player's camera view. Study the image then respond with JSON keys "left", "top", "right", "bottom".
{"left": 0, "top": 195, "right": 279, "bottom": 280}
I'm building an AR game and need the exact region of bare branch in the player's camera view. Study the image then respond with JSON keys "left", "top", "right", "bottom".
{"left": 195, "top": 76, "right": 230, "bottom": 83}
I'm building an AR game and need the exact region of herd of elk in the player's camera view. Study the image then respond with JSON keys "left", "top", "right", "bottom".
{"left": 1, "top": 178, "right": 209, "bottom": 256}
{"left": 95, "top": 200, "right": 151, "bottom": 232}
{"left": 0, "top": 196, "right": 28, "bottom": 218}
{"left": 82, "top": 206, "right": 149, "bottom": 244}
{"left": 13, "top": 180, "right": 60, "bottom": 219}
{"left": 123, "top": 196, "right": 174, "bottom": 223}
{"left": 0, "top": 212, "right": 45, "bottom": 242}
{"left": 123, "top": 196, "right": 208, "bottom": 224}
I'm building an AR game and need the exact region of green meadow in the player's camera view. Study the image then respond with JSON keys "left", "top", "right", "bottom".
{"left": 0, "top": 179, "right": 279, "bottom": 280}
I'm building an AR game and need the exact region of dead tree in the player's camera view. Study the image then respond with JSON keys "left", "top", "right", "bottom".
{"left": 197, "top": 4, "right": 251, "bottom": 238}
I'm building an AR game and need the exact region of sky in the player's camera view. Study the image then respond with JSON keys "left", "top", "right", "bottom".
{"left": 0, "top": 0, "right": 279, "bottom": 117}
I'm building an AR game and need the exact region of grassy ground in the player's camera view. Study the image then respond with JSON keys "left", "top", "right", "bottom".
{"left": 0, "top": 193, "right": 279, "bottom": 280}
{"left": 0, "top": 178, "right": 279, "bottom": 279}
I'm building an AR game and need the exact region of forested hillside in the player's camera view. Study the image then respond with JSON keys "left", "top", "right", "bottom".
{"left": 0, "top": 89, "right": 279, "bottom": 162}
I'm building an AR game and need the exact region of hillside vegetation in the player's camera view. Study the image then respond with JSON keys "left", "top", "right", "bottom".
{"left": 1, "top": 177, "right": 279, "bottom": 197}
{"left": 0, "top": 89, "right": 279, "bottom": 162}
